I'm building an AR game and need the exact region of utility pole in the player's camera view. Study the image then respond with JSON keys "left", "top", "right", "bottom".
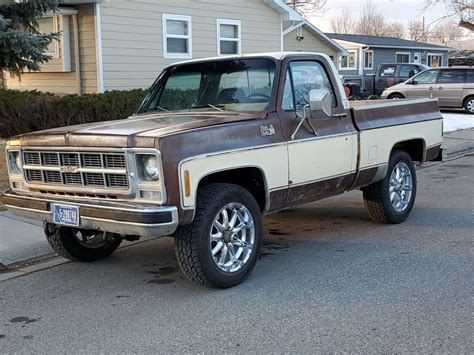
{"left": 422, "top": 16, "right": 426, "bottom": 42}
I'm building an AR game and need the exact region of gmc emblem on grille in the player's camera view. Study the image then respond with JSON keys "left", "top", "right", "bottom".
{"left": 60, "top": 166, "right": 79, "bottom": 173}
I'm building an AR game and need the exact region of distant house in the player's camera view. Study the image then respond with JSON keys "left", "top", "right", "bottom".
{"left": 326, "top": 33, "right": 451, "bottom": 76}
{"left": 1, "top": 0, "right": 343, "bottom": 95}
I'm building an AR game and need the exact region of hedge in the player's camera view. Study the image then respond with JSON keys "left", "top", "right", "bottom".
{"left": 0, "top": 89, "right": 147, "bottom": 138}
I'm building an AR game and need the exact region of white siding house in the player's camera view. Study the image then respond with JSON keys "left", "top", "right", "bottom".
{"left": 2, "top": 0, "right": 344, "bottom": 94}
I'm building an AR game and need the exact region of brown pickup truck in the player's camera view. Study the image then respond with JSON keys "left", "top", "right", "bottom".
{"left": 2, "top": 53, "right": 443, "bottom": 288}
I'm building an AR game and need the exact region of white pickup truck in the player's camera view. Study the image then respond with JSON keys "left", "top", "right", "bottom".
{"left": 3, "top": 53, "right": 443, "bottom": 288}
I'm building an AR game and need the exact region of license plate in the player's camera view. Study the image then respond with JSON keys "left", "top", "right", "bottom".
{"left": 53, "top": 204, "right": 80, "bottom": 227}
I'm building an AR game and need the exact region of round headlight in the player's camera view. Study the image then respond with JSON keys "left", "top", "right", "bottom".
{"left": 143, "top": 156, "right": 160, "bottom": 181}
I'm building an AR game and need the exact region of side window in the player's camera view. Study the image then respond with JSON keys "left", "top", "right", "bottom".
{"left": 413, "top": 70, "right": 438, "bottom": 84}
{"left": 379, "top": 64, "right": 396, "bottom": 77}
{"left": 466, "top": 71, "right": 474, "bottom": 84}
{"left": 281, "top": 61, "right": 337, "bottom": 113}
{"left": 399, "top": 65, "right": 419, "bottom": 78}
{"left": 437, "top": 70, "right": 466, "bottom": 84}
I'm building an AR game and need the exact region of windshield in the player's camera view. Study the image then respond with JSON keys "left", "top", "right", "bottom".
{"left": 137, "top": 58, "right": 276, "bottom": 114}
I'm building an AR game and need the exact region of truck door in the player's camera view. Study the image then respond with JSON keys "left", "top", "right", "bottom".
{"left": 277, "top": 59, "right": 357, "bottom": 206}
{"left": 375, "top": 64, "right": 397, "bottom": 97}
{"left": 435, "top": 69, "right": 466, "bottom": 107}
{"left": 407, "top": 69, "right": 439, "bottom": 99}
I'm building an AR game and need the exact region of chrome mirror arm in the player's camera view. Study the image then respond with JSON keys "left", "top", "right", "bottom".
{"left": 290, "top": 104, "right": 319, "bottom": 141}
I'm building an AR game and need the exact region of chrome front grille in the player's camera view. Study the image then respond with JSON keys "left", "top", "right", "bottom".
{"left": 22, "top": 150, "right": 129, "bottom": 190}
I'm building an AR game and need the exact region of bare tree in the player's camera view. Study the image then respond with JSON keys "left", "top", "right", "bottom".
{"left": 330, "top": 7, "right": 355, "bottom": 34}
{"left": 408, "top": 19, "right": 428, "bottom": 41}
{"left": 429, "top": 19, "right": 465, "bottom": 43}
{"left": 355, "top": 0, "right": 389, "bottom": 36}
{"left": 285, "top": 0, "right": 327, "bottom": 15}
{"left": 386, "top": 22, "right": 406, "bottom": 38}
{"left": 425, "top": 0, "right": 473, "bottom": 31}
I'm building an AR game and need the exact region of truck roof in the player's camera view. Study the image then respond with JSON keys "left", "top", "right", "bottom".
{"left": 165, "top": 52, "right": 333, "bottom": 68}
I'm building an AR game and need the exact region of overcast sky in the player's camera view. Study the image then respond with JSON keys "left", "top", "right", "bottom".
{"left": 309, "top": 0, "right": 457, "bottom": 33}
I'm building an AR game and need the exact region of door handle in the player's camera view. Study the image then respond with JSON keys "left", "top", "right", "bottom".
{"left": 429, "top": 87, "right": 434, "bottom": 90}
{"left": 438, "top": 87, "right": 443, "bottom": 90}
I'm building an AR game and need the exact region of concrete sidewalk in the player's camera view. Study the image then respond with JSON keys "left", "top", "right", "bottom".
{"left": 443, "top": 128, "right": 474, "bottom": 159}
{"left": 0, "top": 211, "right": 53, "bottom": 267}
{"left": 0, "top": 128, "right": 473, "bottom": 268}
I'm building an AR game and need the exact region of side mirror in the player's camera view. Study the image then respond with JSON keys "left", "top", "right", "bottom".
{"left": 309, "top": 89, "right": 332, "bottom": 120}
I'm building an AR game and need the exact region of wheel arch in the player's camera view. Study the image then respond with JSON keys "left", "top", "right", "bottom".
{"left": 391, "top": 138, "right": 426, "bottom": 163}
{"left": 388, "top": 92, "right": 405, "bottom": 99}
{"left": 197, "top": 167, "right": 269, "bottom": 212}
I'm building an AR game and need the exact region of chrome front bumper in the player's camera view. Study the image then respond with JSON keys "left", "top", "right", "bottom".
{"left": 1, "top": 191, "right": 179, "bottom": 238}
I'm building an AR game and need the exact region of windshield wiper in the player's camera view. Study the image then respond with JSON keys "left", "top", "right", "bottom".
{"left": 148, "top": 105, "right": 170, "bottom": 113}
{"left": 190, "top": 104, "right": 226, "bottom": 112}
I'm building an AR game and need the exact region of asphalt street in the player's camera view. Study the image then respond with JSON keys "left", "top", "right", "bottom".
{"left": 0, "top": 156, "right": 473, "bottom": 353}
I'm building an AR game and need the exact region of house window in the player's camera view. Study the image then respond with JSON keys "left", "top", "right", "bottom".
{"left": 217, "top": 19, "right": 241, "bottom": 55}
{"left": 427, "top": 53, "right": 443, "bottom": 68}
{"left": 340, "top": 50, "right": 357, "bottom": 70}
{"left": 395, "top": 52, "right": 411, "bottom": 63}
{"left": 36, "top": 17, "right": 60, "bottom": 58}
{"left": 363, "top": 50, "right": 374, "bottom": 70}
{"left": 163, "top": 14, "right": 192, "bottom": 59}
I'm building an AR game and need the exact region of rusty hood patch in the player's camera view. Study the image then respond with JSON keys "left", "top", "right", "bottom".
{"left": 12, "top": 112, "right": 257, "bottom": 148}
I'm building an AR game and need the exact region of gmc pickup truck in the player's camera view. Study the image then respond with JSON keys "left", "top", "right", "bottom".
{"left": 2, "top": 53, "right": 443, "bottom": 288}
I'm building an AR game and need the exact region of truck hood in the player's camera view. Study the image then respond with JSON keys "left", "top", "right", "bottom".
{"left": 10, "top": 112, "right": 257, "bottom": 148}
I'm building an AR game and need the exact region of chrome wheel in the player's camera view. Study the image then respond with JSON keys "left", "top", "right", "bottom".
{"left": 210, "top": 202, "right": 255, "bottom": 273}
{"left": 73, "top": 230, "right": 109, "bottom": 249}
{"left": 389, "top": 162, "right": 413, "bottom": 213}
{"left": 466, "top": 99, "right": 474, "bottom": 113}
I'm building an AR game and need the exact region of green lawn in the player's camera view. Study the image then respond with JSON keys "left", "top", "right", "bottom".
{"left": 0, "top": 142, "right": 9, "bottom": 211}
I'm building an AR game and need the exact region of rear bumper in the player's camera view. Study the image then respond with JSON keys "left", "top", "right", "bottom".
{"left": 1, "top": 191, "right": 179, "bottom": 238}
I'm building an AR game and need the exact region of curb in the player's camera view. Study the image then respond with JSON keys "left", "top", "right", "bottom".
{"left": 0, "top": 236, "right": 161, "bottom": 282}
{"left": 443, "top": 147, "right": 474, "bottom": 160}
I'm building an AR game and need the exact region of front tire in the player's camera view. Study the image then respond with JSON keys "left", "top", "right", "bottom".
{"left": 174, "top": 183, "right": 262, "bottom": 288}
{"left": 464, "top": 97, "right": 474, "bottom": 114}
{"left": 362, "top": 150, "right": 417, "bottom": 224}
{"left": 44, "top": 224, "right": 122, "bottom": 262}
{"left": 389, "top": 93, "right": 404, "bottom": 100}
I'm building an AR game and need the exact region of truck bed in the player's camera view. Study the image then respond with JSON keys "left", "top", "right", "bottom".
{"left": 350, "top": 98, "right": 443, "bottom": 131}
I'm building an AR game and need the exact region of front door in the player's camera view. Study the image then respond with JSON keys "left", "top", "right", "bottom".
{"left": 278, "top": 59, "right": 357, "bottom": 206}
{"left": 375, "top": 64, "right": 397, "bottom": 97}
{"left": 407, "top": 69, "right": 439, "bottom": 99}
{"left": 413, "top": 53, "right": 421, "bottom": 64}
{"left": 435, "top": 69, "right": 466, "bottom": 107}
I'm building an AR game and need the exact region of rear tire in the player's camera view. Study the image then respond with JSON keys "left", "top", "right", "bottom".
{"left": 174, "top": 183, "right": 262, "bottom": 288}
{"left": 44, "top": 224, "right": 122, "bottom": 262}
{"left": 362, "top": 150, "right": 417, "bottom": 224}
{"left": 464, "top": 97, "right": 474, "bottom": 114}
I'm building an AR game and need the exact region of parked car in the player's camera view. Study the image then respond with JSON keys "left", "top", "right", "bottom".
{"left": 381, "top": 67, "right": 474, "bottom": 114}
{"left": 2, "top": 53, "right": 443, "bottom": 288}
{"left": 343, "top": 63, "right": 428, "bottom": 99}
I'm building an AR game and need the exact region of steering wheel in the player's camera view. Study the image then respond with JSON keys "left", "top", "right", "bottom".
{"left": 246, "top": 93, "right": 270, "bottom": 101}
